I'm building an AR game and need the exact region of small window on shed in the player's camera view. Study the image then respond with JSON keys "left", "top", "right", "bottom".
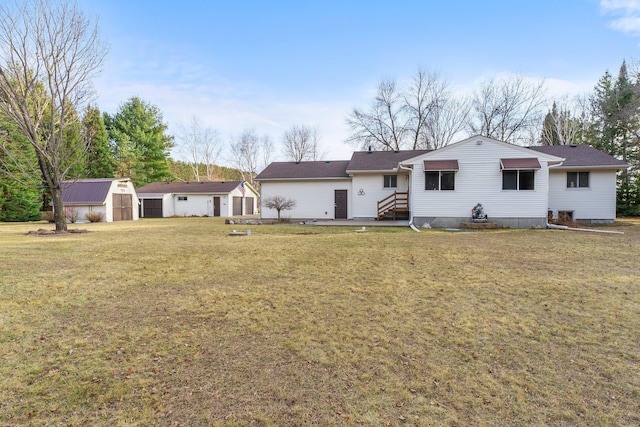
{"left": 383, "top": 175, "right": 397, "bottom": 188}
{"left": 177, "top": 196, "right": 188, "bottom": 201}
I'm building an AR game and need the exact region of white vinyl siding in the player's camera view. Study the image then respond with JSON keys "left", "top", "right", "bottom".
{"left": 260, "top": 179, "right": 352, "bottom": 219}
{"left": 351, "top": 174, "right": 409, "bottom": 218}
{"left": 548, "top": 169, "right": 617, "bottom": 220}
{"left": 408, "top": 138, "right": 551, "bottom": 219}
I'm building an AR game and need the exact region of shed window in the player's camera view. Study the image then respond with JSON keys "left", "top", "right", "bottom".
{"left": 383, "top": 175, "right": 397, "bottom": 188}
{"left": 567, "top": 172, "right": 589, "bottom": 188}
{"left": 425, "top": 171, "right": 455, "bottom": 191}
{"left": 177, "top": 196, "right": 188, "bottom": 201}
{"left": 502, "top": 170, "right": 535, "bottom": 190}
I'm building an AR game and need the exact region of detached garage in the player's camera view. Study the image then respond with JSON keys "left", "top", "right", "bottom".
{"left": 136, "top": 181, "right": 259, "bottom": 218}
{"left": 60, "top": 178, "right": 139, "bottom": 222}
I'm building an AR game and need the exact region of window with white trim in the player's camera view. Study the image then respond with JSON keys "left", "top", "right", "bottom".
{"left": 567, "top": 171, "right": 589, "bottom": 188}
{"left": 502, "top": 170, "right": 535, "bottom": 190}
{"left": 425, "top": 171, "right": 455, "bottom": 190}
{"left": 383, "top": 175, "right": 397, "bottom": 188}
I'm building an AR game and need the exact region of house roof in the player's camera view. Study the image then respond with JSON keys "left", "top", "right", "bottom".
{"left": 136, "top": 181, "right": 244, "bottom": 194}
{"left": 528, "top": 144, "right": 629, "bottom": 168}
{"left": 255, "top": 161, "right": 351, "bottom": 180}
{"left": 347, "top": 150, "right": 430, "bottom": 172}
{"left": 61, "top": 178, "right": 126, "bottom": 205}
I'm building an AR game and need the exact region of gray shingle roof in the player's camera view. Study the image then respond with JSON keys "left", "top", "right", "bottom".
{"left": 255, "top": 161, "right": 351, "bottom": 180}
{"left": 136, "top": 181, "right": 243, "bottom": 194}
{"left": 347, "top": 150, "right": 430, "bottom": 171}
{"left": 528, "top": 144, "right": 629, "bottom": 168}
{"left": 61, "top": 179, "right": 121, "bottom": 205}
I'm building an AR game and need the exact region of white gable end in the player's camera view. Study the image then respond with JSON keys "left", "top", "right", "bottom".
{"left": 404, "top": 137, "right": 558, "bottom": 227}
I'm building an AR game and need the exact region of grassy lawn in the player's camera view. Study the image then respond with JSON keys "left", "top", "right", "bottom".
{"left": 1, "top": 218, "right": 639, "bottom": 426}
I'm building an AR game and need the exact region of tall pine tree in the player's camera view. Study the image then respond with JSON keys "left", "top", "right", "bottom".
{"left": 105, "top": 97, "right": 174, "bottom": 186}
{"left": 82, "top": 105, "right": 113, "bottom": 178}
{"left": 586, "top": 61, "right": 640, "bottom": 215}
{"left": 0, "top": 114, "right": 42, "bottom": 222}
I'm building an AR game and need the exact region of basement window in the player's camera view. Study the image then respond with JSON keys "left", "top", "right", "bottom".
{"left": 383, "top": 175, "right": 397, "bottom": 188}
{"left": 567, "top": 172, "right": 589, "bottom": 188}
{"left": 177, "top": 196, "right": 188, "bottom": 201}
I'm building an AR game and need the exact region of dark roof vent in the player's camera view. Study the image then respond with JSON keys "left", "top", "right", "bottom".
{"left": 368, "top": 146, "right": 372, "bottom": 153}
{"left": 570, "top": 144, "right": 577, "bottom": 147}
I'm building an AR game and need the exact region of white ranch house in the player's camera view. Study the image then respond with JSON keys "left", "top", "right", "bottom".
{"left": 60, "top": 178, "right": 139, "bottom": 222}
{"left": 256, "top": 136, "right": 629, "bottom": 228}
{"left": 136, "top": 181, "right": 258, "bottom": 218}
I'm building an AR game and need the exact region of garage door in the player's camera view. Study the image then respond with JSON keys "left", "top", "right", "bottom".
{"left": 143, "top": 199, "right": 163, "bottom": 218}
{"left": 233, "top": 197, "right": 242, "bottom": 216}
{"left": 113, "top": 194, "right": 133, "bottom": 221}
{"left": 244, "top": 197, "right": 254, "bottom": 215}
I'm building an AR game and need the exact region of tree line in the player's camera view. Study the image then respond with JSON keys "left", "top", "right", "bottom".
{"left": 1, "top": 0, "right": 638, "bottom": 229}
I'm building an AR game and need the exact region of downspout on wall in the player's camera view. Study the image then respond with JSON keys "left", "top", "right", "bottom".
{"left": 398, "top": 164, "right": 420, "bottom": 232}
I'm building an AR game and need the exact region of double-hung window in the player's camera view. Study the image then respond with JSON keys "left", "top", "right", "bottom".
{"left": 383, "top": 175, "right": 397, "bottom": 188}
{"left": 567, "top": 171, "right": 589, "bottom": 188}
{"left": 424, "top": 160, "right": 458, "bottom": 191}
{"left": 500, "top": 158, "right": 540, "bottom": 191}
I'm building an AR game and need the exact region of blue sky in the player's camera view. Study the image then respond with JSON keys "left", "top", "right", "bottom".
{"left": 82, "top": 0, "right": 640, "bottom": 162}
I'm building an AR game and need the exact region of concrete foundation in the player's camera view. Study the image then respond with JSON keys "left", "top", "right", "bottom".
{"left": 413, "top": 216, "right": 547, "bottom": 229}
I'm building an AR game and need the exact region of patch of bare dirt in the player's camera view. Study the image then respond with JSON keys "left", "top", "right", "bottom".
{"left": 26, "top": 228, "right": 90, "bottom": 236}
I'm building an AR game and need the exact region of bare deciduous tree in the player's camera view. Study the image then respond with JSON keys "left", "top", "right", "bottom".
{"left": 0, "top": 0, "right": 106, "bottom": 231}
{"left": 467, "top": 75, "right": 547, "bottom": 145}
{"left": 229, "top": 128, "right": 273, "bottom": 190}
{"left": 540, "top": 98, "right": 583, "bottom": 146}
{"left": 262, "top": 195, "right": 296, "bottom": 221}
{"left": 176, "top": 115, "right": 222, "bottom": 181}
{"left": 404, "top": 69, "right": 470, "bottom": 149}
{"left": 423, "top": 96, "right": 471, "bottom": 149}
{"left": 282, "top": 124, "right": 326, "bottom": 161}
{"left": 346, "top": 69, "right": 468, "bottom": 151}
{"left": 346, "top": 77, "right": 406, "bottom": 151}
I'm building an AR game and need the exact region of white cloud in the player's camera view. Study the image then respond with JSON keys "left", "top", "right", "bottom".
{"left": 601, "top": 0, "right": 640, "bottom": 12}
{"left": 609, "top": 15, "right": 640, "bottom": 34}
{"left": 601, "top": 0, "right": 640, "bottom": 35}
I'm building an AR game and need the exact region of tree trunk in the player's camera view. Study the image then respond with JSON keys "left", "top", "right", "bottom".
{"left": 50, "top": 186, "right": 67, "bottom": 232}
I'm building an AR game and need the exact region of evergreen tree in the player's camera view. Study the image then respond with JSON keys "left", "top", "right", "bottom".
{"left": 586, "top": 61, "right": 640, "bottom": 215}
{"left": 540, "top": 102, "right": 561, "bottom": 145}
{"left": 0, "top": 114, "right": 42, "bottom": 222}
{"left": 82, "top": 105, "right": 113, "bottom": 178}
{"left": 105, "top": 97, "right": 174, "bottom": 186}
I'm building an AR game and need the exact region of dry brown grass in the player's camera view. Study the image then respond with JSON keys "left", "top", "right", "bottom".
{"left": 1, "top": 218, "right": 639, "bottom": 426}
